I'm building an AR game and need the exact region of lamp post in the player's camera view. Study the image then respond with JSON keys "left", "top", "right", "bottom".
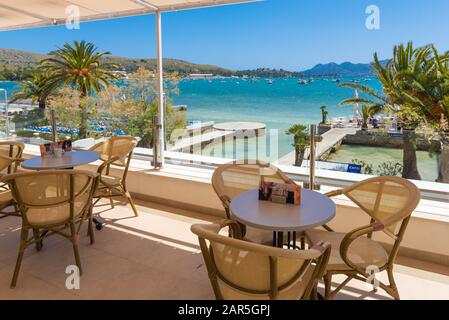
{"left": 0, "top": 89, "right": 9, "bottom": 137}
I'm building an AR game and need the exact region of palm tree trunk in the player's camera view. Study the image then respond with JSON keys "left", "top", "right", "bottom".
{"left": 37, "top": 99, "right": 46, "bottom": 118}
{"left": 437, "top": 142, "right": 449, "bottom": 183}
{"left": 294, "top": 147, "right": 305, "bottom": 167}
{"left": 362, "top": 119, "right": 368, "bottom": 130}
{"left": 78, "top": 88, "right": 88, "bottom": 139}
{"left": 78, "top": 108, "right": 88, "bottom": 139}
{"left": 402, "top": 129, "right": 421, "bottom": 180}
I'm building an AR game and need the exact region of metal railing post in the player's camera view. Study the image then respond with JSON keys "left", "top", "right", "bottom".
{"left": 155, "top": 11, "right": 165, "bottom": 168}
{"left": 152, "top": 114, "right": 162, "bottom": 169}
{"left": 309, "top": 124, "right": 317, "bottom": 190}
{"left": 50, "top": 109, "right": 57, "bottom": 142}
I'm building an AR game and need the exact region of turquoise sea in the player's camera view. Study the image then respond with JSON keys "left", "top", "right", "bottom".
{"left": 1, "top": 77, "right": 381, "bottom": 157}
{"left": 172, "top": 77, "right": 382, "bottom": 157}
{"left": 0, "top": 78, "right": 439, "bottom": 180}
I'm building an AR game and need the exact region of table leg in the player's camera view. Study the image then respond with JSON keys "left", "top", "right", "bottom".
{"left": 287, "top": 232, "right": 291, "bottom": 249}
{"left": 272, "top": 232, "right": 277, "bottom": 247}
{"left": 277, "top": 232, "right": 284, "bottom": 248}
{"left": 293, "top": 232, "right": 297, "bottom": 249}
{"left": 93, "top": 217, "right": 104, "bottom": 230}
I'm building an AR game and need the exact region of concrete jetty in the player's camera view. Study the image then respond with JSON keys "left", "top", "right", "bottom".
{"left": 170, "top": 130, "right": 235, "bottom": 152}
{"left": 277, "top": 127, "right": 357, "bottom": 166}
{"left": 171, "top": 121, "right": 267, "bottom": 153}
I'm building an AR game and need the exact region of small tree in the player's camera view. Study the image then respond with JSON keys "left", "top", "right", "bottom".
{"left": 11, "top": 71, "right": 54, "bottom": 115}
{"left": 360, "top": 104, "right": 382, "bottom": 130}
{"left": 98, "top": 67, "right": 186, "bottom": 148}
{"left": 47, "top": 87, "right": 96, "bottom": 139}
{"left": 320, "top": 105, "right": 329, "bottom": 124}
{"left": 377, "top": 161, "right": 403, "bottom": 176}
{"left": 286, "top": 124, "right": 309, "bottom": 167}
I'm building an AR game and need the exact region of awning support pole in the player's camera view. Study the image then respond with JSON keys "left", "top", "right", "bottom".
{"left": 155, "top": 10, "right": 164, "bottom": 168}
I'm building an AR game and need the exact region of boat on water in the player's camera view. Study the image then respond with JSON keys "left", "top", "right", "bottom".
{"left": 298, "top": 79, "right": 310, "bottom": 85}
{"left": 267, "top": 79, "right": 274, "bottom": 85}
{"left": 332, "top": 79, "right": 341, "bottom": 83}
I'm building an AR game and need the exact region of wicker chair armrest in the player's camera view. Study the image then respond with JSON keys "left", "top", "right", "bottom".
{"left": 216, "top": 219, "right": 243, "bottom": 240}
{"left": 325, "top": 189, "right": 343, "bottom": 198}
{"left": 310, "top": 240, "right": 332, "bottom": 277}
{"left": 219, "top": 195, "right": 232, "bottom": 207}
{"left": 339, "top": 220, "right": 386, "bottom": 274}
{"left": 97, "top": 156, "right": 120, "bottom": 175}
{"left": 89, "top": 141, "right": 105, "bottom": 152}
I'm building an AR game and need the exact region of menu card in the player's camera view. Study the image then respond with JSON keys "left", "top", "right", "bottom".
{"left": 39, "top": 140, "right": 72, "bottom": 157}
{"left": 259, "top": 181, "right": 301, "bottom": 205}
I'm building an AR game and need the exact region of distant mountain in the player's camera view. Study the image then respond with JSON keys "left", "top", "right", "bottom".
{"left": 0, "top": 48, "right": 47, "bottom": 69}
{"left": 0, "top": 48, "right": 235, "bottom": 80}
{"left": 301, "top": 60, "right": 389, "bottom": 76}
{"left": 0, "top": 48, "right": 389, "bottom": 80}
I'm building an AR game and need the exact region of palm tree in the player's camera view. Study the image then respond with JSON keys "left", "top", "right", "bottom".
{"left": 360, "top": 104, "right": 382, "bottom": 130}
{"left": 11, "top": 72, "right": 53, "bottom": 112}
{"left": 286, "top": 124, "right": 309, "bottom": 167}
{"left": 397, "top": 45, "right": 449, "bottom": 182}
{"left": 339, "top": 42, "right": 428, "bottom": 180}
{"left": 320, "top": 105, "right": 329, "bottom": 124}
{"left": 40, "top": 41, "right": 119, "bottom": 138}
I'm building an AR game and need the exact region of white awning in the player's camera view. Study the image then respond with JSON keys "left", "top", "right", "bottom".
{"left": 0, "top": 0, "right": 257, "bottom": 31}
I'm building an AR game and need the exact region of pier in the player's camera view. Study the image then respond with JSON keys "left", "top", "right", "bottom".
{"left": 170, "top": 121, "right": 266, "bottom": 153}
{"left": 170, "top": 130, "right": 235, "bottom": 152}
{"left": 277, "top": 127, "right": 357, "bottom": 166}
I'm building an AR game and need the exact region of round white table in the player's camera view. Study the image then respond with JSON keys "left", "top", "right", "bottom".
{"left": 22, "top": 151, "right": 100, "bottom": 170}
{"left": 230, "top": 188, "right": 336, "bottom": 248}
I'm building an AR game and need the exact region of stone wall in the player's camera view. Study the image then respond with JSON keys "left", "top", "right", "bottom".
{"left": 343, "top": 132, "right": 441, "bottom": 152}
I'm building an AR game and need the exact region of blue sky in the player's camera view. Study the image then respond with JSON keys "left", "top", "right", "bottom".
{"left": 0, "top": 0, "right": 448, "bottom": 71}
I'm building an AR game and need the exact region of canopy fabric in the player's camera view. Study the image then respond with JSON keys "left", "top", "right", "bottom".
{"left": 0, "top": 0, "right": 256, "bottom": 31}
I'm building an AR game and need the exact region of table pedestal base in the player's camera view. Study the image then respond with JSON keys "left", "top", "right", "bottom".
{"left": 273, "top": 231, "right": 306, "bottom": 249}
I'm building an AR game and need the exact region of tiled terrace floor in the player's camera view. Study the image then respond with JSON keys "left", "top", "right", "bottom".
{"left": 1, "top": 199, "right": 449, "bottom": 300}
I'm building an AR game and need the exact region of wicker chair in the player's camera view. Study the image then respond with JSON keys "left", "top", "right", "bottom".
{"left": 191, "top": 220, "right": 331, "bottom": 300}
{"left": 0, "top": 141, "right": 25, "bottom": 189}
{"left": 1, "top": 170, "right": 99, "bottom": 288}
{"left": 305, "top": 176, "right": 420, "bottom": 300}
{"left": 0, "top": 142, "right": 25, "bottom": 218}
{"left": 0, "top": 189, "right": 16, "bottom": 219}
{"left": 212, "top": 160, "right": 294, "bottom": 243}
{"left": 89, "top": 136, "right": 138, "bottom": 216}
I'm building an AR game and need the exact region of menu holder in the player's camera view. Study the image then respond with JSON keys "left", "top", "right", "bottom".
{"left": 259, "top": 181, "right": 301, "bottom": 205}
{"left": 39, "top": 140, "right": 73, "bottom": 157}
